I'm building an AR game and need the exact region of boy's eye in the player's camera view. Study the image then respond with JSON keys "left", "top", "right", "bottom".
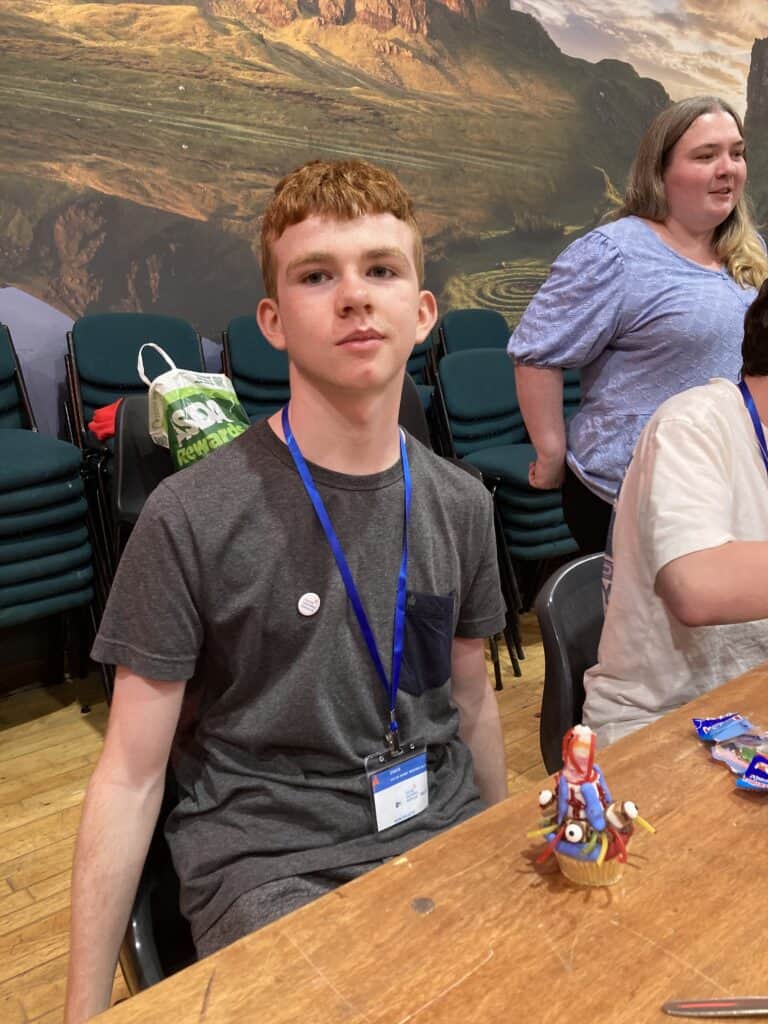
{"left": 368, "top": 265, "right": 396, "bottom": 278}
{"left": 301, "top": 270, "right": 329, "bottom": 284}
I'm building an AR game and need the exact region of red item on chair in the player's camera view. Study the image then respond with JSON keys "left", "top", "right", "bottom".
{"left": 88, "top": 398, "right": 123, "bottom": 441}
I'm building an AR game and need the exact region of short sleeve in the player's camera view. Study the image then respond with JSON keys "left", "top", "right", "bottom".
{"left": 455, "top": 489, "right": 506, "bottom": 638}
{"left": 508, "top": 231, "right": 626, "bottom": 368}
{"left": 635, "top": 416, "right": 735, "bottom": 578}
{"left": 91, "top": 482, "right": 204, "bottom": 680}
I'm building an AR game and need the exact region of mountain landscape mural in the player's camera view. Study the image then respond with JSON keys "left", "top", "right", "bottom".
{"left": 1, "top": 0, "right": 763, "bottom": 336}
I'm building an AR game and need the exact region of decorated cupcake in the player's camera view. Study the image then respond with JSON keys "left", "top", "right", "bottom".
{"left": 529, "top": 725, "right": 654, "bottom": 886}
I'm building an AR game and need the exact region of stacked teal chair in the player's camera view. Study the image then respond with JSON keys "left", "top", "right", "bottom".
{"left": 64, "top": 312, "right": 205, "bottom": 586}
{"left": 439, "top": 308, "right": 510, "bottom": 356}
{"left": 436, "top": 348, "right": 578, "bottom": 606}
{"left": 406, "top": 328, "right": 442, "bottom": 451}
{"left": 407, "top": 328, "right": 437, "bottom": 385}
{"left": 66, "top": 313, "right": 205, "bottom": 446}
{"left": 0, "top": 324, "right": 97, "bottom": 685}
{"left": 222, "top": 316, "right": 289, "bottom": 422}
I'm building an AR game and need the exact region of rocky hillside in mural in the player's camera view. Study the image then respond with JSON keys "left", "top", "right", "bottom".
{"left": 0, "top": 0, "right": 668, "bottom": 332}
{"left": 745, "top": 37, "right": 768, "bottom": 223}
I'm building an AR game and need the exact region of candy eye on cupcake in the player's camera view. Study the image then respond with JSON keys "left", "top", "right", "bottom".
{"left": 538, "top": 788, "right": 554, "bottom": 808}
{"left": 564, "top": 821, "right": 587, "bottom": 843}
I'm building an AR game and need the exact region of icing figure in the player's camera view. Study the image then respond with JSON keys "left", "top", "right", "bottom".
{"left": 529, "top": 725, "right": 654, "bottom": 886}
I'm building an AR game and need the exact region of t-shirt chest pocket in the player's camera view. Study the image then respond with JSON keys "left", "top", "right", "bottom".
{"left": 399, "top": 590, "right": 455, "bottom": 697}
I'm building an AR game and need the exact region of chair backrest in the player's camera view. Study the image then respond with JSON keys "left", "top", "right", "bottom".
{"left": 120, "top": 770, "right": 195, "bottom": 992}
{"left": 437, "top": 348, "right": 526, "bottom": 456}
{"left": 111, "top": 395, "right": 174, "bottom": 555}
{"left": 223, "top": 316, "right": 289, "bottom": 422}
{"left": 535, "top": 552, "right": 604, "bottom": 773}
{"left": 406, "top": 328, "right": 437, "bottom": 385}
{"left": 440, "top": 308, "right": 510, "bottom": 355}
{"left": 398, "top": 373, "right": 432, "bottom": 447}
{"left": 0, "top": 324, "right": 35, "bottom": 429}
{"left": 68, "top": 313, "right": 204, "bottom": 430}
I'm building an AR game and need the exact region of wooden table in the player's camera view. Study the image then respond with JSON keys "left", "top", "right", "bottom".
{"left": 96, "top": 665, "right": 768, "bottom": 1024}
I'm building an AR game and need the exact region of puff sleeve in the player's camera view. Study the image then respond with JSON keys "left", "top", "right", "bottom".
{"left": 508, "top": 230, "right": 626, "bottom": 368}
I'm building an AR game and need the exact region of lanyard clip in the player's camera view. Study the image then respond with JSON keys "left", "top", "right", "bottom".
{"left": 385, "top": 711, "right": 402, "bottom": 757}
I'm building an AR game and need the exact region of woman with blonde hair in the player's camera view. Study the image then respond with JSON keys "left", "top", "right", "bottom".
{"left": 508, "top": 95, "right": 768, "bottom": 553}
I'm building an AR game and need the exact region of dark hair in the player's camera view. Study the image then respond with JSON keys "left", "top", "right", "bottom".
{"left": 742, "top": 279, "right": 768, "bottom": 376}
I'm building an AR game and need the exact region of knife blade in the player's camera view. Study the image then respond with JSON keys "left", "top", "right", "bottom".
{"left": 663, "top": 998, "right": 768, "bottom": 1018}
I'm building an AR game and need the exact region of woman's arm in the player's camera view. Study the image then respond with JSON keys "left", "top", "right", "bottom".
{"left": 514, "top": 364, "right": 566, "bottom": 489}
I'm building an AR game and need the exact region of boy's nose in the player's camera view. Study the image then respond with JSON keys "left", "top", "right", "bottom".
{"left": 337, "top": 273, "right": 372, "bottom": 312}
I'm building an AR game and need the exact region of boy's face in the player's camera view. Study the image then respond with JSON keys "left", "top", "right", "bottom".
{"left": 257, "top": 213, "right": 436, "bottom": 398}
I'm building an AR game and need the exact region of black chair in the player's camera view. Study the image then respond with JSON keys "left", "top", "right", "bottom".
{"left": 109, "top": 399, "right": 193, "bottom": 988}
{"left": 534, "top": 552, "right": 604, "bottom": 773}
{"left": 111, "top": 395, "right": 173, "bottom": 559}
{"left": 119, "top": 771, "right": 196, "bottom": 992}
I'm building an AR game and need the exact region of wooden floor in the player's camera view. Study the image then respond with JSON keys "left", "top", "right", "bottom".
{"left": 0, "top": 613, "right": 548, "bottom": 1023}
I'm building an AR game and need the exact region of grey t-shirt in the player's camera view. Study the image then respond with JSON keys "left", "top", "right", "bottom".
{"left": 93, "top": 421, "right": 505, "bottom": 940}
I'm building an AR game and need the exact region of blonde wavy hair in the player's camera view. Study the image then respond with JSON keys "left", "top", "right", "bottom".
{"left": 617, "top": 96, "right": 768, "bottom": 289}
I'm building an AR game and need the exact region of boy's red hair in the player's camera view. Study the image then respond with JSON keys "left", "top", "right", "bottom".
{"left": 260, "top": 159, "right": 424, "bottom": 298}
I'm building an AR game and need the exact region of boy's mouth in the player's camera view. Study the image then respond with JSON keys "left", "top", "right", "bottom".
{"left": 338, "top": 328, "right": 384, "bottom": 345}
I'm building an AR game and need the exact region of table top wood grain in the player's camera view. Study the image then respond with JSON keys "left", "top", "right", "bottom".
{"left": 95, "top": 664, "right": 768, "bottom": 1024}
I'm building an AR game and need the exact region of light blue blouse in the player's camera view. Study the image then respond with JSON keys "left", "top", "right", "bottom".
{"left": 508, "top": 215, "right": 756, "bottom": 500}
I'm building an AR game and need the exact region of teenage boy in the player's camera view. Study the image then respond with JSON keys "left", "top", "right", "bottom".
{"left": 65, "top": 159, "right": 508, "bottom": 1023}
{"left": 583, "top": 278, "right": 768, "bottom": 745}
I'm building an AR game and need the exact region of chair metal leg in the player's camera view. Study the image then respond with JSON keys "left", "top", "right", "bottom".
{"left": 488, "top": 633, "right": 504, "bottom": 691}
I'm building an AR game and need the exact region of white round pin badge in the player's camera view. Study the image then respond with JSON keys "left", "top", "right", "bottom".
{"left": 297, "top": 592, "right": 321, "bottom": 617}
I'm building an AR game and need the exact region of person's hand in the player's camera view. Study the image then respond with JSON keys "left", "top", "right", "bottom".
{"left": 528, "top": 455, "right": 565, "bottom": 490}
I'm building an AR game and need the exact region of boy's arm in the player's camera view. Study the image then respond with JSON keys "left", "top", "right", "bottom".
{"left": 450, "top": 636, "right": 508, "bottom": 805}
{"left": 656, "top": 541, "right": 768, "bottom": 628}
{"left": 65, "top": 667, "right": 187, "bottom": 1024}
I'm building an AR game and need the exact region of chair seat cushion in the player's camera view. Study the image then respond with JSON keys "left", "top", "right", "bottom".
{"left": 0, "top": 585, "right": 94, "bottom": 628}
{"left": 0, "top": 524, "right": 89, "bottom": 565}
{"left": 502, "top": 522, "right": 574, "bottom": 544}
{"left": 0, "top": 564, "right": 93, "bottom": 608}
{"left": 496, "top": 485, "right": 563, "bottom": 512}
{"left": 499, "top": 505, "right": 566, "bottom": 530}
{"left": 0, "top": 430, "right": 82, "bottom": 492}
{"left": 464, "top": 444, "right": 564, "bottom": 495}
{"left": 0, "top": 496, "right": 88, "bottom": 538}
{"left": 0, "top": 475, "right": 83, "bottom": 515}
{"left": 505, "top": 536, "right": 579, "bottom": 561}
{"left": 0, "top": 541, "right": 92, "bottom": 587}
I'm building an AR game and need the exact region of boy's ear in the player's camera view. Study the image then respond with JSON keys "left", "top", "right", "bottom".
{"left": 415, "top": 290, "right": 438, "bottom": 343}
{"left": 257, "top": 297, "right": 287, "bottom": 352}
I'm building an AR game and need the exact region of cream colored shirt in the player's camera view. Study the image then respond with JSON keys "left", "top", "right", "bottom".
{"left": 583, "top": 378, "right": 768, "bottom": 746}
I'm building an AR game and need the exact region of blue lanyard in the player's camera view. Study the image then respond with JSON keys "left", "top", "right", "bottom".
{"left": 738, "top": 379, "right": 768, "bottom": 474}
{"left": 281, "top": 405, "right": 411, "bottom": 752}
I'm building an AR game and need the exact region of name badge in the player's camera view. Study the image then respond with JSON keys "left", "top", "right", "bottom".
{"left": 365, "top": 742, "right": 428, "bottom": 833}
